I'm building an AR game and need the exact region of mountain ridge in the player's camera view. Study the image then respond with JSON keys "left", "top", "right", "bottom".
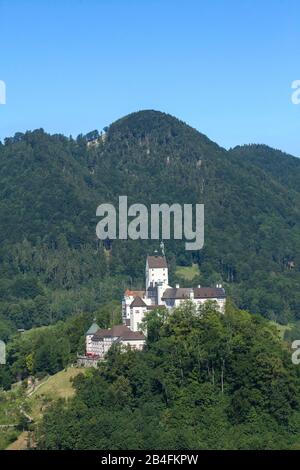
{"left": 0, "top": 110, "right": 299, "bottom": 328}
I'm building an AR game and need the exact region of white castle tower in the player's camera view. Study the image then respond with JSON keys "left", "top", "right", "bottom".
{"left": 145, "top": 253, "right": 168, "bottom": 290}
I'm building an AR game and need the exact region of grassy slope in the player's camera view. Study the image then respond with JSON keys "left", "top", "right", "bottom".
{"left": 6, "top": 432, "right": 30, "bottom": 450}
{"left": 175, "top": 264, "right": 200, "bottom": 282}
{"left": 27, "top": 367, "right": 86, "bottom": 421}
{"left": 1, "top": 367, "right": 87, "bottom": 450}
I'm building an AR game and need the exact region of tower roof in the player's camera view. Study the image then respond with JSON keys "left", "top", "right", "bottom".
{"left": 86, "top": 322, "right": 100, "bottom": 336}
{"left": 130, "top": 296, "right": 147, "bottom": 308}
{"left": 147, "top": 255, "right": 167, "bottom": 269}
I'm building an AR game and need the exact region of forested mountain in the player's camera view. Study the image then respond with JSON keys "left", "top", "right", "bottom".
{"left": 0, "top": 110, "right": 300, "bottom": 334}
{"left": 229, "top": 144, "right": 300, "bottom": 193}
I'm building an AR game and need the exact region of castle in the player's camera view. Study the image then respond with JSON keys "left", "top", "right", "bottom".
{"left": 122, "top": 254, "right": 226, "bottom": 332}
{"left": 84, "top": 253, "right": 226, "bottom": 361}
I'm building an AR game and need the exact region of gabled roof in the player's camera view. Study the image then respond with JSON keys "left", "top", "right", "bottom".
{"left": 110, "top": 325, "right": 145, "bottom": 340}
{"left": 92, "top": 324, "right": 145, "bottom": 342}
{"left": 92, "top": 328, "right": 111, "bottom": 339}
{"left": 162, "top": 287, "right": 226, "bottom": 300}
{"left": 130, "top": 296, "right": 147, "bottom": 308}
{"left": 147, "top": 255, "right": 167, "bottom": 269}
{"left": 124, "top": 289, "right": 145, "bottom": 298}
{"left": 86, "top": 322, "right": 100, "bottom": 336}
{"left": 193, "top": 287, "right": 226, "bottom": 299}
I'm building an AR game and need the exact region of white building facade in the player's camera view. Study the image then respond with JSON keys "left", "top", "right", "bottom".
{"left": 85, "top": 324, "right": 145, "bottom": 359}
{"left": 122, "top": 254, "right": 226, "bottom": 333}
{"left": 145, "top": 256, "right": 169, "bottom": 289}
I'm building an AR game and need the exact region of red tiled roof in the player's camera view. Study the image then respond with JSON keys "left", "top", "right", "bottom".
{"left": 124, "top": 289, "right": 145, "bottom": 297}
{"left": 147, "top": 255, "right": 167, "bottom": 269}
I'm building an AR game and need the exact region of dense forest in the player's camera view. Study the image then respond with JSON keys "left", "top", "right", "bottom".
{"left": 0, "top": 109, "right": 299, "bottom": 341}
{"left": 36, "top": 302, "right": 300, "bottom": 450}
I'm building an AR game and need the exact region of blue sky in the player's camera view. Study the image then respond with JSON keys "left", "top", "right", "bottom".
{"left": 1, "top": 0, "right": 300, "bottom": 155}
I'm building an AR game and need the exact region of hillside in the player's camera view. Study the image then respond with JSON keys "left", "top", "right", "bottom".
{"left": 36, "top": 303, "right": 300, "bottom": 450}
{"left": 0, "top": 110, "right": 299, "bottom": 332}
{"left": 229, "top": 144, "right": 300, "bottom": 195}
{"left": 3, "top": 303, "right": 300, "bottom": 451}
{"left": 0, "top": 367, "right": 86, "bottom": 450}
